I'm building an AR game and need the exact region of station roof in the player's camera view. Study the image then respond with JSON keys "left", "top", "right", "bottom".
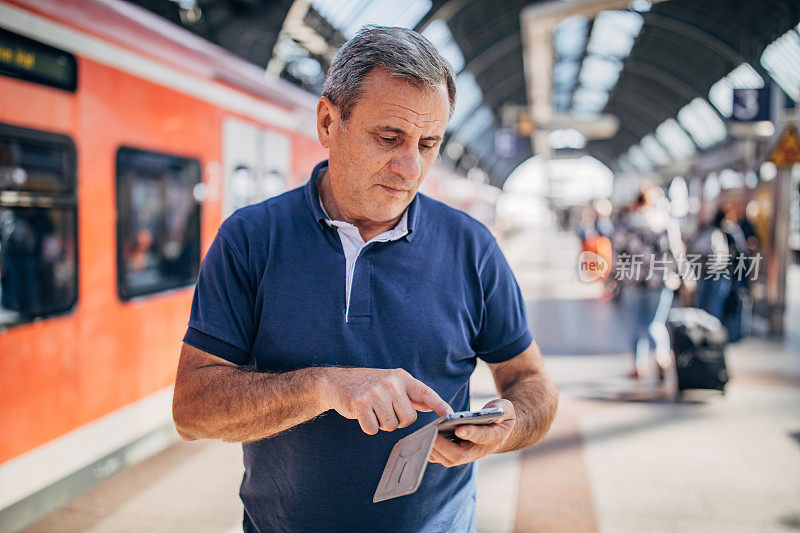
{"left": 583, "top": 0, "right": 800, "bottom": 173}
{"left": 128, "top": 0, "right": 800, "bottom": 187}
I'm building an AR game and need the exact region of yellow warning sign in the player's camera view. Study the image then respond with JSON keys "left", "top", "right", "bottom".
{"left": 767, "top": 125, "right": 800, "bottom": 167}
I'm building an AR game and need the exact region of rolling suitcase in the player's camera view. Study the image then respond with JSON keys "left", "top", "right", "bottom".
{"left": 666, "top": 308, "right": 730, "bottom": 395}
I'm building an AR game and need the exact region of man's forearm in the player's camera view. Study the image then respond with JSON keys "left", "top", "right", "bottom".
{"left": 496, "top": 373, "right": 558, "bottom": 453}
{"left": 173, "top": 364, "right": 328, "bottom": 443}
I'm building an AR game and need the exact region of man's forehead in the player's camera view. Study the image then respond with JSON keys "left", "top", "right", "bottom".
{"left": 355, "top": 69, "right": 449, "bottom": 131}
{"left": 371, "top": 98, "right": 447, "bottom": 130}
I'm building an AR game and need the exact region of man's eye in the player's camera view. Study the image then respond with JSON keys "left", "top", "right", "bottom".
{"left": 420, "top": 144, "right": 436, "bottom": 151}
{"left": 379, "top": 137, "right": 396, "bottom": 144}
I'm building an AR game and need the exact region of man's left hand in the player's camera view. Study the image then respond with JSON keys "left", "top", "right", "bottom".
{"left": 428, "top": 398, "right": 516, "bottom": 467}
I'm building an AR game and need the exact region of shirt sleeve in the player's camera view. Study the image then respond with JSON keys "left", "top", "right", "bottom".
{"left": 183, "top": 226, "right": 255, "bottom": 366}
{"left": 473, "top": 241, "right": 533, "bottom": 363}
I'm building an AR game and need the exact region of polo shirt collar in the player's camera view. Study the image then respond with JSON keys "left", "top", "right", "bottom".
{"left": 319, "top": 195, "right": 409, "bottom": 240}
{"left": 304, "top": 160, "right": 421, "bottom": 241}
{"left": 305, "top": 160, "right": 330, "bottom": 227}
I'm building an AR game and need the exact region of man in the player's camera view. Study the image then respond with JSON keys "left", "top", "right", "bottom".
{"left": 173, "top": 25, "right": 558, "bottom": 532}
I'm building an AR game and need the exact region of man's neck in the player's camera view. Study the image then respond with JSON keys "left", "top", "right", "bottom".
{"left": 318, "top": 167, "right": 403, "bottom": 242}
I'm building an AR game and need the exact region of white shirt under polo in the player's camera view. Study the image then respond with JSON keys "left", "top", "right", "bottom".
{"left": 318, "top": 195, "right": 409, "bottom": 319}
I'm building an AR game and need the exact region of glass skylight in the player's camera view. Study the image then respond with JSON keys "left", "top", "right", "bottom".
{"left": 708, "top": 63, "right": 765, "bottom": 117}
{"left": 453, "top": 106, "right": 494, "bottom": 145}
{"left": 617, "top": 154, "right": 636, "bottom": 173}
{"left": 677, "top": 98, "right": 727, "bottom": 149}
{"left": 421, "top": 19, "right": 464, "bottom": 72}
{"left": 552, "top": 92, "right": 572, "bottom": 111}
{"left": 554, "top": 15, "right": 588, "bottom": 60}
{"left": 727, "top": 62, "right": 765, "bottom": 89}
{"left": 553, "top": 16, "right": 588, "bottom": 112}
{"left": 448, "top": 72, "right": 483, "bottom": 132}
{"left": 586, "top": 10, "right": 643, "bottom": 59}
{"left": 310, "top": 0, "right": 432, "bottom": 39}
{"left": 578, "top": 56, "right": 624, "bottom": 91}
{"left": 554, "top": 61, "right": 581, "bottom": 87}
{"left": 553, "top": 60, "right": 580, "bottom": 110}
{"left": 627, "top": 144, "right": 654, "bottom": 172}
{"left": 761, "top": 26, "right": 800, "bottom": 101}
{"left": 639, "top": 134, "right": 671, "bottom": 167}
{"left": 572, "top": 87, "right": 610, "bottom": 114}
{"left": 655, "top": 118, "right": 697, "bottom": 160}
{"left": 570, "top": 10, "right": 643, "bottom": 115}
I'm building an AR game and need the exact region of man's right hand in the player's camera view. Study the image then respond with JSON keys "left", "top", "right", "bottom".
{"left": 320, "top": 367, "right": 452, "bottom": 435}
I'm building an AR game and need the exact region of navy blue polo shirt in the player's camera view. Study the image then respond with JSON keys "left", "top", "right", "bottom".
{"left": 183, "top": 160, "right": 532, "bottom": 532}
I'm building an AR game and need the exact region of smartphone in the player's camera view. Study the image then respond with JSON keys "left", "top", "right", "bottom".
{"left": 437, "top": 406, "right": 504, "bottom": 441}
{"left": 373, "top": 406, "right": 507, "bottom": 502}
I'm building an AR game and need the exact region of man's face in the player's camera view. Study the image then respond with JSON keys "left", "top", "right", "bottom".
{"left": 318, "top": 67, "right": 450, "bottom": 224}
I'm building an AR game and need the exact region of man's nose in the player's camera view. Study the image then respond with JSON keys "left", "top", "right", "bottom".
{"left": 387, "top": 144, "right": 423, "bottom": 183}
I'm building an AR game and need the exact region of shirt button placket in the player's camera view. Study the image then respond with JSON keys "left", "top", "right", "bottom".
{"left": 346, "top": 245, "right": 372, "bottom": 324}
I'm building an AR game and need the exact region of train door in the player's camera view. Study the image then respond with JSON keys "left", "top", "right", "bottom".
{"left": 260, "top": 129, "right": 291, "bottom": 201}
{"left": 222, "top": 117, "right": 291, "bottom": 219}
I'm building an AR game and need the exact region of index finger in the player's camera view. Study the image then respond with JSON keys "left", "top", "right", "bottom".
{"left": 404, "top": 378, "right": 452, "bottom": 417}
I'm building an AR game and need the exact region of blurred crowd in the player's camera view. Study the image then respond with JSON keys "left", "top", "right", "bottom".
{"left": 576, "top": 183, "right": 764, "bottom": 379}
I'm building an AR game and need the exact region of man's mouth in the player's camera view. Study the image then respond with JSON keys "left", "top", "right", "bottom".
{"left": 377, "top": 184, "right": 409, "bottom": 196}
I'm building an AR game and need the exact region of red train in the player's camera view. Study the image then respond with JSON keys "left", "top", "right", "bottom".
{"left": 0, "top": 1, "right": 493, "bottom": 528}
{"left": 0, "top": 0, "right": 326, "bottom": 526}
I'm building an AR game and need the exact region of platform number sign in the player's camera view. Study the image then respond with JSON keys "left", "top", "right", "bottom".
{"left": 731, "top": 87, "right": 770, "bottom": 122}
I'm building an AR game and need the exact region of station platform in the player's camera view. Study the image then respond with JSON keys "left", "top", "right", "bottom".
{"left": 20, "top": 228, "right": 800, "bottom": 533}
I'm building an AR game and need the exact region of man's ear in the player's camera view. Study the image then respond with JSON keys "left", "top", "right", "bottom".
{"left": 316, "top": 97, "right": 338, "bottom": 149}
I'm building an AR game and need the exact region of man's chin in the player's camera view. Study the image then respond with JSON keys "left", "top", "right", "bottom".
{"left": 375, "top": 212, "right": 405, "bottom": 225}
{"left": 368, "top": 205, "right": 407, "bottom": 225}
{"left": 368, "top": 194, "right": 412, "bottom": 221}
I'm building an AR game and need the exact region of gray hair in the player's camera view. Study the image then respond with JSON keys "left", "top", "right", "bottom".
{"left": 322, "top": 25, "right": 457, "bottom": 122}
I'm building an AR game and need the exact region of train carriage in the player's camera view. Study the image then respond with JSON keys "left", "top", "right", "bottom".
{"left": 0, "top": 0, "right": 325, "bottom": 525}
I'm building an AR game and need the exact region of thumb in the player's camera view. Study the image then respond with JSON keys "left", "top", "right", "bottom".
{"left": 454, "top": 422, "right": 507, "bottom": 444}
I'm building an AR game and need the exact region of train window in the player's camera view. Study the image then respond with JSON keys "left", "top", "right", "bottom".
{"left": 222, "top": 118, "right": 290, "bottom": 218}
{"left": 0, "top": 124, "right": 78, "bottom": 327}
{"left": 116, "top": 147, "right": 201, "bottom": 301}
{"left": 0, "top": 132, "right": 75, "bottom": 194}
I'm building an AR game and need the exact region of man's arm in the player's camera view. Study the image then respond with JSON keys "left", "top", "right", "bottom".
{"left": 487, "top": 340, "right": 558, "bottom": 453}
{"left": 428, "top": 341, "right": 558, "bottom": 467}
{"left": 172, "top": 343, "right": 327, "bottom": 443}
{"left": 172, "top": 343, "right": 452, "bottom": 443}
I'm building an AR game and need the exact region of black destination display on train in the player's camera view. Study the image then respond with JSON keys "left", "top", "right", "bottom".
{"left": 0, "top": 28, "right": 77, "bottom": 91}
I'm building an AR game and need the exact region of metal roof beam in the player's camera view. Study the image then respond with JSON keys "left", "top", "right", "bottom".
{"left": 622, "top": 58, "right": 704, "bottom": 102}
{"left": 447, "top": 71, "right": 523, "bottom": 146}
{"left": 521, "top": 0, "right": 669, "bottom": 156}
{"left": 609, "top": 86, "right": 675, "bottom": 119}
{"left": 413, "top": 0, "right": 468, "bottom": 33}
{"left": 461, "top": 30, "right": 520, "bottom": 77}
{"left": 643, "top": 13, "right": 750, "bottom": 70}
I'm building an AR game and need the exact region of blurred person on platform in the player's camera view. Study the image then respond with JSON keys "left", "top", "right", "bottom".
{"left": 742, "top": 200, "right": 761, "bottom": 254}
{"left": 577, "top": 200, "right": 615, "bottom": 297}
{"left": 692, "top": 203, "right": 749, "bottom": 340}
{"left": 576, "top": 203, "right": 599, "bottom": 244}
{"left": 690, "top": 204, "right": 745, "bottom": 326}
{"left": 594, "top": 198, "right": 615, "bottom": 239}
{"left": 613, "top": 184, "right": 686, "bottom": 379}
{"left": 576, "top": 200, "right": 614, "bottom": 242}
{"left": 171, "top": 25, "right": 557, "bottom": 532}
{"left": 722, "top": 203, "right": 751, "bottom": 341}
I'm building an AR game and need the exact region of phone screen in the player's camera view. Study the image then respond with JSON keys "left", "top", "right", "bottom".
{"left": 437, "top": 407, "right": 504, "bottom": 440}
